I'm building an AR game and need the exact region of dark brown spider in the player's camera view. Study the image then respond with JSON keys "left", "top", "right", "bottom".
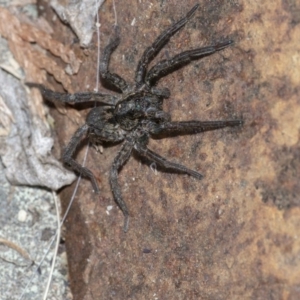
{"left": 27, "top": 4, "right": 242, "bottom": 232}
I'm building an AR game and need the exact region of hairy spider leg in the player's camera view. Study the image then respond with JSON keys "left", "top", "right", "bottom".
{"left": 100, "top": 26, "right": 129, "bottom": 93}
{"left": 135, "top": 4, "right": 199, "bottom": 86}
{"left": 134, "top": 144, "right": 203, "bottom": 180}
{"left": 146, "top": 40, "right": 233, "bottom": 84}
{"left": 150, "top": 86, "right": 171, "bottom": 99}
{"left": 110, "top": 140, "right": 133, "bottom": 232}
{"left": 26, "top": 83, "right": 117, "bottom": 105}
{"left": 62, "top": 124, "right": 101, "bottom": 194}
{"left": 150, "top": 120, "right": 243, "bottom": 135}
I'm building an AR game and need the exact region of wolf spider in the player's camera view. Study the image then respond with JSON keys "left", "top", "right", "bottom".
{"left": 27, "top": 4, "right": 242, "bottom": 231}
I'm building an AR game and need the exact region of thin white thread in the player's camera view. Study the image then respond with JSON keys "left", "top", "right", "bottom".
{"left": 112, "top": 0, "right": 117, "bottom": 25}
{"left": 95, "top": 0, "right": 101, "bottom": 92}
{"left": 42, "top": 192, "right": 61, "bottom": 300}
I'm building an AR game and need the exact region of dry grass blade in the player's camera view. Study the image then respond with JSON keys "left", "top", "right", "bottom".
{"left": 0, "top": 237, "right": 33, "bottom": 265}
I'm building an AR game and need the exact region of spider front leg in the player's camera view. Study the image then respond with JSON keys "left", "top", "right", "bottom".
{"left": 100, "top": 26, "right": 129, "bottom": 93}
{"left": 110, "top": 140, "right": 133, "bottom": 232}
{"left": 150, "top": 86, "right": 171, "bottom": 99}
{"left": 26, "top": 83, "right": 117, "bottom": 105}
{"left": 134, "top": 143, "right": 203, "bottom": 180}
{"left": 62, "top": 124, "right": 100, "bottom": 193}
{"left": 145, "top": 40, "right": 233, "bottom": 84}
{"left": 149, "top": 120, "right": 243, "bottom": 135}
{"left": 135, "top": 4, "right": 199, "bottom": 86}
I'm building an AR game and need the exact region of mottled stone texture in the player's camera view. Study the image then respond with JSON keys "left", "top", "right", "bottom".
{"left": 49, "top": 0, "right": 300, "bottom": 299}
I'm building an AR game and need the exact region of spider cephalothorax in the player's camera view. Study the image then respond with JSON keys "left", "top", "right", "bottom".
{"left": 28, "top": 4, "right": 242, "bottom": 231}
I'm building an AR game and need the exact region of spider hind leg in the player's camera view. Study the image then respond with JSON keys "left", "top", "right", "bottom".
{"left": 110, "top": 140, "right": 133, "bottom": 232}
{"left": 135, "top": 144, "right": 203, "bottom": 180}
{"left": 150, "top": 120, "right": 243, "bottom": 136}
{"left": 62, "top": 124, "right": 100, "bottom": 194}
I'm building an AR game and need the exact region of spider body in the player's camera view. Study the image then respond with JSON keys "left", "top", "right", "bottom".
{"left": 114, "top": 92, "right": 163, "bottom": 129}
{"left": 86, "top": 106, "right": 125, "bottom": 142}
{"left": 28, "top": 4, "right": 242, "bottom": 231}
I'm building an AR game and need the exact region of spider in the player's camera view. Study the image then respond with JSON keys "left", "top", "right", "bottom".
{"left": 27, "top": 4, "right": 242, "bottom": 232}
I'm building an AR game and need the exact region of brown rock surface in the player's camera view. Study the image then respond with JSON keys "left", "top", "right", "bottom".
{"left": 47, "top": 0, "right": 300, "bottom": 299}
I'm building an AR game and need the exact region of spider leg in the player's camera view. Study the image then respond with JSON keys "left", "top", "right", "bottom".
{"left": 149, "top": 120, "right": 243, "bottom": 135}
{"left": 62, "top": 124, "right": 100, "bottom": 193}
{"left": 99, "top": 26, "right": 129, "bottom": 93}
{"left": 150, "top": 87, "right": 171, "bottom": 99}
{"left": 26, "top": 83, "right": 117, "bottom": 105}
{"left": 110, "top": 139, "right": 133, "bottom": 232}
{"left": 146, "top": 40, "right": 233, "bottom": 84}
{"left": 135, "top": 4, "right": 199, "bottom": 86}
{"left": 134, "top": 144, "right": 203, "bottom": 180}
